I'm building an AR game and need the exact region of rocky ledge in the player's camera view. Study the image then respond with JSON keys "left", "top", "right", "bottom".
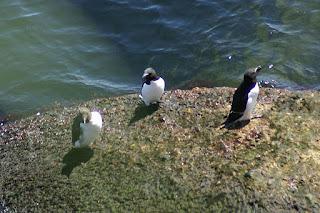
{"left": 1, "top": 87, "right": 320, "bottom": 212}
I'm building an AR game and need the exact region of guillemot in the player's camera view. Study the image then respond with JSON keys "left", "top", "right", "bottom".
{"left": 139, "top": 67, "right": 165, "bottom": 106}
{"left": 223, "top": 66, "right": 262, "bottom": 126}
{"left": 72, "top": 107, "right": 103, "bottom": 148}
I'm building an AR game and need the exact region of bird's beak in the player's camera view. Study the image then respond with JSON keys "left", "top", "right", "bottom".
{"left": 255, "top": 66, "right": 262, "bottom": 72}
{"left": 142, "top": 73, "right": 148, "bottom": 80}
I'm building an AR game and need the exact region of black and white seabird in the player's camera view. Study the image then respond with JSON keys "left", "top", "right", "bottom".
{"left": 72, "top": 107, "right": 103, "bottom": 148}
{"left": 139, "top": 67, "right": 165, "bottom": 106}
{"left": 224, "top": 66, "right": 262, "bottom": 125}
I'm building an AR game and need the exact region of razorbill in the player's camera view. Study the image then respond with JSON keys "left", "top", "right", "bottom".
{"left": 72, "top": 107, "right": 103, "bottom": 148}
{"left": 139, "top": 67, "right": 165, "bottom": 106}
{"left": 224, "top": 66, "right": 262, "bottom": 124}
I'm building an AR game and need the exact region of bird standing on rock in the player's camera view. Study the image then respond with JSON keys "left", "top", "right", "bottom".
{"left": 72, "top": 107, "right": 103, "bottom": 148}
{"left": 139, "top": 67, "right": 165, "bottom": 106}
{"left": 223, "top": 66, "right": 262, "bottom": 126}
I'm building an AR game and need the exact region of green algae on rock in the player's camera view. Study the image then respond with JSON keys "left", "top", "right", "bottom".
{"left": 1, "top": 87, "right": 320, "bottom": 212}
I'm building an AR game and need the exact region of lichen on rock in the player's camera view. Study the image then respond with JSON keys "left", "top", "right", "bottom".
{"left": 1, "top": 87, "right": 320, "bottom": 212}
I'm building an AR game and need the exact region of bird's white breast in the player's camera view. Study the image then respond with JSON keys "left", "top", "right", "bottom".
{"left": 239, "top": 83, "right": 259, "bottom": 121}
{"left": 141, "top": 77, "right": 165, "bottom": 106}
{"left": 90, "top": 111, "right": 103, "bottom": 128}
{"left": 76, "top": 111, "right": 102, "bottom": 148}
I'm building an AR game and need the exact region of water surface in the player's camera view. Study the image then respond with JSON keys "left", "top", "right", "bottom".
{"left": 0, "top": 0, "right": 319, "bottom": 117}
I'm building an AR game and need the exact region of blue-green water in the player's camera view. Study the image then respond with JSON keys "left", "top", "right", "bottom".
{"left": 0, "top": 0, "right": 320, "bottom": 118}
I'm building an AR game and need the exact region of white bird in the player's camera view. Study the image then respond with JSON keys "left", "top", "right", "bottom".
{"left": 139, "top": 67, "right": 165, "bottom": 106}
{"left": 72, "top": 107, "right": 103, "bottom": 148}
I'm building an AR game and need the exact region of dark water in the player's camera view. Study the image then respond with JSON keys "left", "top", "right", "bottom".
{"left": 0, "top": 0, "right": 320, "bottom": 118}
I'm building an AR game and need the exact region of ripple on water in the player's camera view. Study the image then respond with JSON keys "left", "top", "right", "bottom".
{"left": 0, "top": 0, "right": 320, "bottom": 116}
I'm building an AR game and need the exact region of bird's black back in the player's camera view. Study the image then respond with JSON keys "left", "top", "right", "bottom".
{"left": 232, "top": 82, "right": 255, "bottom": 112}
{"left": 224, "top": 82, "right": 256, "bottom": 123}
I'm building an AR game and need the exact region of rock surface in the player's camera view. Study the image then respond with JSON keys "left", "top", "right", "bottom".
{"left": 1, "top": 87, "right": 320, "bottom": 212}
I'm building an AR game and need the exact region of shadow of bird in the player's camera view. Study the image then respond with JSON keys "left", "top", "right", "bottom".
{"left": 61, "top": 148, "right": 94, "bottom": 177}
{"left": 129, "top": 103, "right": 159, "bottom": 124}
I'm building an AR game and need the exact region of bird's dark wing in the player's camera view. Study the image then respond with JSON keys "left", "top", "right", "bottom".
{"left": 231, "top": 83, "right": 249, "bottom": 113}
{"left": 72, "top": 114, "right": 82, "bottom": 144}
{"left": 223, "top": 111, "right": 243, "bottom": 124}
{"left": 223, "top": 83, "right": 250, "bottom": 124}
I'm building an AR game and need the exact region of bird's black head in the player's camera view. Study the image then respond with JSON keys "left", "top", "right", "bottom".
{"left": 244, "top": 66, "right": 262, "bottom": 84}
{"left": 142, "top": 67, "right": 159, "bottom": 84}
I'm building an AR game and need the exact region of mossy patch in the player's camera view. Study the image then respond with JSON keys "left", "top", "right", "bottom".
{"left": 1, "top": 87, "right": 320, "bottom": 212}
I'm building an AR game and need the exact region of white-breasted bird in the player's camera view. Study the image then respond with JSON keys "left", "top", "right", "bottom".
{"left": 223, "top": 66, "right": 262, "bottom": 125}
{"left": 139, "top": 67, "right": 165, "bottom": 106}
{"left": 72, "top": 107, "right": 103, "bottom": 148}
